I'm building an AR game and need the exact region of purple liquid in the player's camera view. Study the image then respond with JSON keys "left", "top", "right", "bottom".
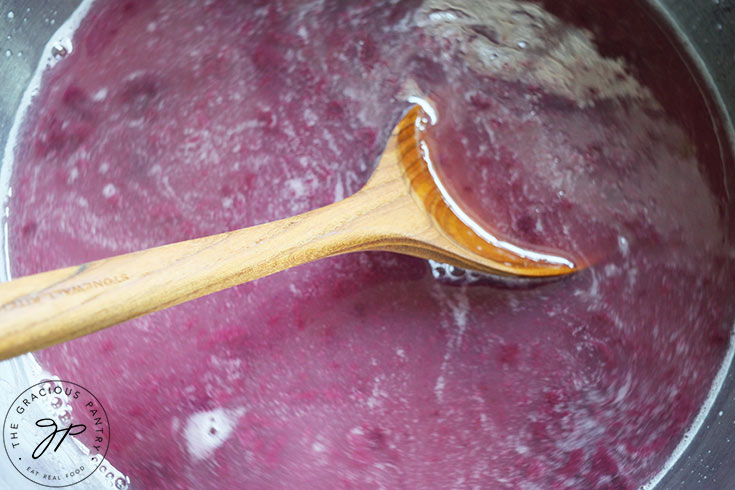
{"left": 8, "top": 0, "right": 734, "bottom": 488}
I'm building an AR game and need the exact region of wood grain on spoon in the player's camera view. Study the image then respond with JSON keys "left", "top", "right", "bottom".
{"left": 0, "top": 105, "right": 580, "bottom": 360}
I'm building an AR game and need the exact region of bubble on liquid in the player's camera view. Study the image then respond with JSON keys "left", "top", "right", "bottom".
{"left": 4, "top": 49, "right": 10, "bottom": 58}
{"left": 52, "top": 44, "right": 68, "bottom": 59}
{"left": 428, "top": 259, "right": 485, "bottom": 284}
{"left": 6, "top": 10, "right": 14, "bottom": 20}
{"left": 115, "top": 476, "right": 131, "bottom": 489}
{"left": 51, "top": 37, "right": 73, "bottom": 60}
{"left": 428, "top": 259, "right": 562, "bottom": 289}
{"left": 59, "top": 409, "right": 72, "bottom": 425}
{"left": 51, "top": 396, "right": 63, "bottom": 409}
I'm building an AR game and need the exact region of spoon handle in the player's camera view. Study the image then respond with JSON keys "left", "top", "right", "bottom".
{"left": 0, "top": 182, "right": 411, "bottom": 361}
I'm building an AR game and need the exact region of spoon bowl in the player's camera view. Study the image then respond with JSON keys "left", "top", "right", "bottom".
{"left": 381, "top": 104, "right": 578, "bottom": 276}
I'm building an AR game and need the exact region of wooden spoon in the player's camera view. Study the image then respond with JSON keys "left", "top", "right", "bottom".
{"left": 0, "top": 105, "right": 580, "bottom": 360}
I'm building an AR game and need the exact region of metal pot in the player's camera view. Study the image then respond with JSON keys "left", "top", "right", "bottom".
{"left": 0, "top": 1, "right": 732, "bottom": 488}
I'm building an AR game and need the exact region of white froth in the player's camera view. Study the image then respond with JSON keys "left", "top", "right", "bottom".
{"left": 102, "top": 183, "right": 117, "bottom": 198}
{"left": 434, "top": 374, "right": 447, "bottom": 402}
{"left": 334, "top": 176, "right": 344, "bottom": 201}
{"left": 68, "top": 167, "right": 79, "bottom": 183}
{"left": 417, "top": 0, "right": 654, "bottom": 107}
{"left": 92, "top": 87, "right": 108, "bottom": 101}
{"left": 286, "top": 177, "right": 307, "bottom": 198}
{"left": 366, "top": 376, "right": 388, "bottom": 410}
{"left": 642, "top": 327, "right": 735, "bottom": 490}
{"left": 183, "top": 407, "right": 245, "bottom": 462}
